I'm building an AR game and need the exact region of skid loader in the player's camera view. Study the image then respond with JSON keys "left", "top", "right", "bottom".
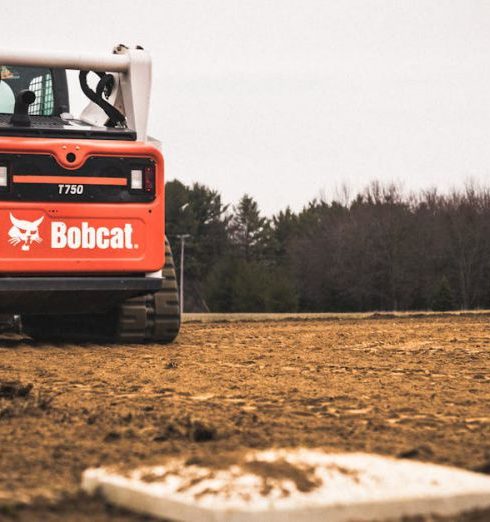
{"left": 0, "top": 45, "right": 180, "bottom": 342}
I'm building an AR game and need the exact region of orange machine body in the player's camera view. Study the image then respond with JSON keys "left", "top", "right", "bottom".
{"left": 0, "top": 137, "right": 164, "bottom": 273}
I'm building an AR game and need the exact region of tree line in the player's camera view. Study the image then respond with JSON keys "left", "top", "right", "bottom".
{"left": 166, "top": 179, "right": 490, "bottom": 313}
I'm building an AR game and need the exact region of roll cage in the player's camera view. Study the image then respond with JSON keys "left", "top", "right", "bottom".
{"left": 0, "top": 45, "right": 151, "bottom": 141}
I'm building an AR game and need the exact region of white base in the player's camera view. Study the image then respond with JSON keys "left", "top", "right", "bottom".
{"left": 82, "top": 449, "right": 490, "bottom": 522}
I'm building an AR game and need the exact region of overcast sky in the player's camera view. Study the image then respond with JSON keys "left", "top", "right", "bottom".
{"left": 3, "top": 1, "right": 490, "bottom": 214}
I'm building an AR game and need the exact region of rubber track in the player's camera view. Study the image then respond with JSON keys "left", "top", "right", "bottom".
{"left": 116, "top": 237, "right": 180, "bottom": 343}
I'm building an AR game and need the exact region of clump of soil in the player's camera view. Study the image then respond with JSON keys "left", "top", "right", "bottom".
{"left": 0, "top": 380, "right": 61, "bottom": 421}
{"left": 243, "top": 459, "right": 320, "bottom": 493}
{"left": 0, "top": 380, "right": 32, "bottom": 399}
{"left": 184, "top": 451, "right": 320, "bottom": 493}
{"left": 153, "top": 415, "right": 218, "bottom": 443}
{"left": 397, "top": 445, "right": 434, "bottom": 460}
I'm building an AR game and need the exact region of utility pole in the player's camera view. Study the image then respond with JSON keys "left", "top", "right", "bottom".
{"left": 176, "top": 234, "right": 190, "bottom": 313}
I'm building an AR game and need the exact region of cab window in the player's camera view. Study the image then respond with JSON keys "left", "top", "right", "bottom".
{"left": 0, "top": 66, "right": 54, "bottom": 116}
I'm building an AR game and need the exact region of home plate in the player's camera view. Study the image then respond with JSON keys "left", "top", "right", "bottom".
{"left": 82, "top": 448, "right": 490, "bottom": 521}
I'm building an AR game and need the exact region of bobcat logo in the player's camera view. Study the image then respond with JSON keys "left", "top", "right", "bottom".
{"left": 8, "top": 213, "right": 44, "bottom": 251}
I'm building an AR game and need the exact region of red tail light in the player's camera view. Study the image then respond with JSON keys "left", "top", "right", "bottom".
{"left": 144, "top": 165, "right": 155, "bottom": 193}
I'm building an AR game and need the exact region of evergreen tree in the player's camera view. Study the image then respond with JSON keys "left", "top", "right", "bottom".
{"left": 271, "top": 207, "right": 298, "bottom": 261}
{"left": 165, "top": 180, "right": 229, "bottom": 311}
{"left": 229, "top": 195, "right": 271, "bottom": 261}
{"left": 430, "top": 276, "right": 455, "bottom": 311}
{"left": 165, "top": 180, "right": 194, "bottom": 239}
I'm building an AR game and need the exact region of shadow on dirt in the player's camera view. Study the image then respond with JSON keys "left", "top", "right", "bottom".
{"left": 0, "top": 334, "right": 118, "bottom": 350}
{"left": 0, "top": 492, "right": 158, "bottom": 522}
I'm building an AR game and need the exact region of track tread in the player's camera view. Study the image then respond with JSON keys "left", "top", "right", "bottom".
{"left": 116, "top": 237, "right": 181, "bottom": 344}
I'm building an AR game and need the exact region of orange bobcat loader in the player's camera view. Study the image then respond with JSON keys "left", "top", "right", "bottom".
{"left": 0, "top": 45, "right": 180, "bottom": 342}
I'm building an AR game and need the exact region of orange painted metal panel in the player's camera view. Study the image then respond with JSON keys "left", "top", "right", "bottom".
{"left": 0, "top": 138, "right": 164, "bottom": 273}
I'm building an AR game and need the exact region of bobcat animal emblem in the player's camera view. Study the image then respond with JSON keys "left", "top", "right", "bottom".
{"left": 8, "top": 213, "right": 44, "bottom": 251}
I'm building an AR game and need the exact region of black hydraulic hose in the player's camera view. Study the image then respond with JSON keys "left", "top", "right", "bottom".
{"left": 79, "top": 71, "right": 126, "bottom": 127}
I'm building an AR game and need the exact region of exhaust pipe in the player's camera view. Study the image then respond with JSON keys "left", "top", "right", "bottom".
{"left": 10, "top": 90, "right": 36, "bottom": 127}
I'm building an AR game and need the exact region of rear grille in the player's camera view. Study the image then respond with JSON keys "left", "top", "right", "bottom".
{"left": 0, "top": 154, "right": 156, "bottom": 203}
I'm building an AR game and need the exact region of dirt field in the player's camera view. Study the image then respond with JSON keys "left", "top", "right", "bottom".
{"left": 1, "top": 313, "right": 490, "bottom": 521}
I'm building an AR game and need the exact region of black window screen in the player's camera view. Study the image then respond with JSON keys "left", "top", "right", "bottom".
{"left": 28, "top": 73, "right": 54, "bottom": 116}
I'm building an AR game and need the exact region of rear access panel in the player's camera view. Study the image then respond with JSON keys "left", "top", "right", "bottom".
{"left": 0, "top": 138, "right": 164, "bottom": 273}
{"left": 0, "top": 204, "right": 163, "bottom": 272}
